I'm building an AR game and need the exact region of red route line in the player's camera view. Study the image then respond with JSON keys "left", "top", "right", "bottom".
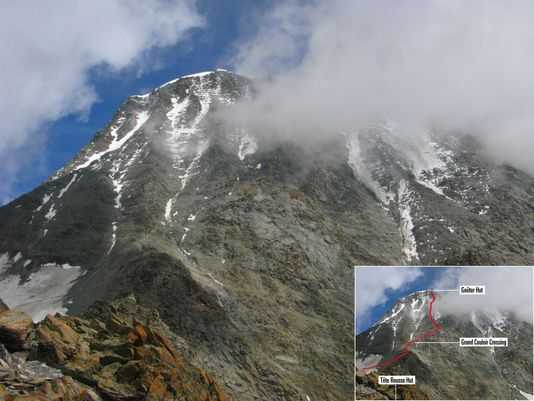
{"left": 361, "top": 290, "right": 443, "bottom": 374}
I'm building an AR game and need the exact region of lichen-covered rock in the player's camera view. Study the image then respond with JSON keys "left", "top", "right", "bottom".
{"left": 0, "top": 343, "right": 62, "bottom": 383}
{"left": 39, "top": 376, "right": 102, "bottom": 401}
{"left": 0, "top": 377, "right": 102, "bottom": 401}
{"left": 0, "top": 296, "right": 227, "bottom": 400}
{"left": 34, "top": 315, "right": 81, "bottom": 365}
{"left": 0, "top": 342, "right": 98, "bottom": 401}
{"left": 30, "top": 296, "right": 228, "bottom": 401}
{"left": 0, "top": 309, "right": 33, "bottom": 351}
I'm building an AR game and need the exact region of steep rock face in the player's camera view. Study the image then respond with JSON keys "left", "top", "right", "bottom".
{"left": 355, "top": 291, "right": 533, "bottom": 400}
{"left": 0, "top": 309, "right": 33, "bottom": 352}
{"left": 0, "top": 70, "right": 533, "bottom": 400}
{"left": 349, "top": 128, "right": 534, "bottom": 265}
{"left": 0, "top": 70, "right": 381, "bottom": 400}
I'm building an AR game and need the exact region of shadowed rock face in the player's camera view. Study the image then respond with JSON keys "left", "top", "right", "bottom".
{"left": 0, "top": 310, "right": 33, "bottom": 352}
{"left": 0, "top": 296, "right": 229, "bottom": 401}
{"left": 0, "top": 299, "right": 7, "bottom": 313}
{"left": 0, "top": 70, "right": 534, "bottom": 400}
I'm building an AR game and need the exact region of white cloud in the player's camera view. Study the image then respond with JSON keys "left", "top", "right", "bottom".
{"left": 356, "top": 266, "right": 533, "bottom": 332}
{"left": 232, "top": 2, "right": 316, "bottom": 78}
{"left": 355, "top": 266, "right": 423, "bottom": 326}
{"left": 229, "top": 0, "right": 534, "bottom": 173}
{"left": 0, "top": 0, "right": 204, "bottom": 203}
{"left": 433, "top": 267, "right": 533, "bottom": 323}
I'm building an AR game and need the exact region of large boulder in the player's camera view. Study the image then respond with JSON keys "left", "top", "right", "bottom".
{"left": 35, "top": 314, "right": 81, "bottom": 365}
{"left": 32, "top": 296, "right": 229, "bottom": 401}
{"left": 0, "top": 309, "right": 33, "bottom": 351}
{"left": 0, "top": 340, "right": 101, "bottom": 401}
{"left": 0, "top": 295, "right": 228, "bottom": 400}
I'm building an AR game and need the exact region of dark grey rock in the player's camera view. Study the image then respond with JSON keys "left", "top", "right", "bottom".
{"left": 1, "top": 70, "right": 533, "bottom": 400}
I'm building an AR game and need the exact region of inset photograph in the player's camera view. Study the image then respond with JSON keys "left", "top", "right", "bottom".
{"left": 355, "top": 266, "right": 534, "bottom": 400}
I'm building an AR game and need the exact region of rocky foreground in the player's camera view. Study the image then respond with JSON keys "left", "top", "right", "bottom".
{"left": 0, "top": 296, "right": 228, "bottom": 401}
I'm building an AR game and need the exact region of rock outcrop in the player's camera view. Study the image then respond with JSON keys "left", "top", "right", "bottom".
{"left": 0, "top": 310, "right": 32, "bottom": 352}
{"left": 0, "top": 297, "right": 228, "bottom": 401}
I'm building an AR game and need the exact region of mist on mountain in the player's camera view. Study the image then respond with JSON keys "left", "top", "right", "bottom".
{"left": 433, "top": 266, "right": 533, "bottom": 323}
{"left": 226, "top": 0, "right": 534, "bottom": 174}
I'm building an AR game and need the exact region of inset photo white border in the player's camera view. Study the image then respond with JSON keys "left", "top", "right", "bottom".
{"left": 354, "top": 266, "right": 534, "bottom": 401}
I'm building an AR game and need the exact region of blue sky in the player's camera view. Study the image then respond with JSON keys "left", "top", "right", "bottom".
{"left": 4, "top": 0, "right": 276, "bottom": 202}
{"left": 355, "top": 267, "right": 457, "bottom": 334}
{"left": 4, "top": 1, "right": 534, "bottom": 203}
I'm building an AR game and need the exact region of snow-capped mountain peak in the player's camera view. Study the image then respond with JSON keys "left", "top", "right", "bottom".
{"left": 1, "top": 69, "right": 534, "bottom": 401}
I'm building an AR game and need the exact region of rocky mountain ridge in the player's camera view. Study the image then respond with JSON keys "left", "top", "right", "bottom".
{"left": 0, "top": 295, "right": 229, "bottom": 401}
{"left": 0, "top": 69, "right": 533, "bottom": 400}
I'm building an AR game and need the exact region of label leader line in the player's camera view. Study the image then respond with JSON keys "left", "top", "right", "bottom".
{"left": 433, "top": 285, "right": 486, "bottom": 295}
{"left": 415, "top": 338, "right": 508, "bottom": 347}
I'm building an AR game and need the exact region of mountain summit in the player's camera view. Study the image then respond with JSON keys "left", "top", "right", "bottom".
{"left": 1, "top": 70, "right": 533, "bottom": 400}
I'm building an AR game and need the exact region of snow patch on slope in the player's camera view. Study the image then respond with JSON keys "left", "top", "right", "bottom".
{"left": 0, "top": 262, "right": 81, "bottom": 322}
{"left": 511, "top": 384, "right": 534, "bottom": 400}
{"left": 0, "top": 252, "right": 11, "bottom": 271}
{"left": 110, "top": 160, "right": 124, "bottom": 209}
{"left": 398, "top": 179, "right": 419, "bottom": 263}
{"left": 355, "top": 353, "right": 382, "bottom": 372}
{"left": 44, "top": 203, "right": 57, "bottom": 221}
{"left": 105, "top": 145, "right": 146, "bottom": 250}
{"left": 112, "top": 144, "right": 145, "bottom": 210}
{"left": 58, "top": 173, "right": 78, "bottom": 199}
{"left": 379, "top": 302, "right": 406, "bottom": 324}
{"left": 35, "top": 193, "right": 52, "bottom": 212}
{"left": 408, "top": 295, "right": 427, "bottom": 339}
{"left": 163, "top": 77, "right": 216, "bottom": 223}
{"left": 179, "top": 141, "right": 208, "bottom": 190}
{"left": 107, "top": 222, "right": 117, "bottom": 255}
{"left": 237, "top": 131, "right": 258, "bottom": 160}
{"left": 75, "top": 111, "right": 149, "bottom": 171}
{"left": 410, "top": 138, "right": 451, "bottom": 197}
{"left": 167, "top": 96, "right": 190, "bottom": 126}
{"left": 181, "top": 71, "right": 215, "bottom": 80}
{"left": 180, "top": 227, "right": 190, "bottom": 243}
{"left": 346, "top": 133, "right": 395, "bottom": 205}
{"left": 164, "top": 198, "right": 174, "bottom": 223}
{"left": 159, "top": 71, "right": 215, "bottom": 89}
